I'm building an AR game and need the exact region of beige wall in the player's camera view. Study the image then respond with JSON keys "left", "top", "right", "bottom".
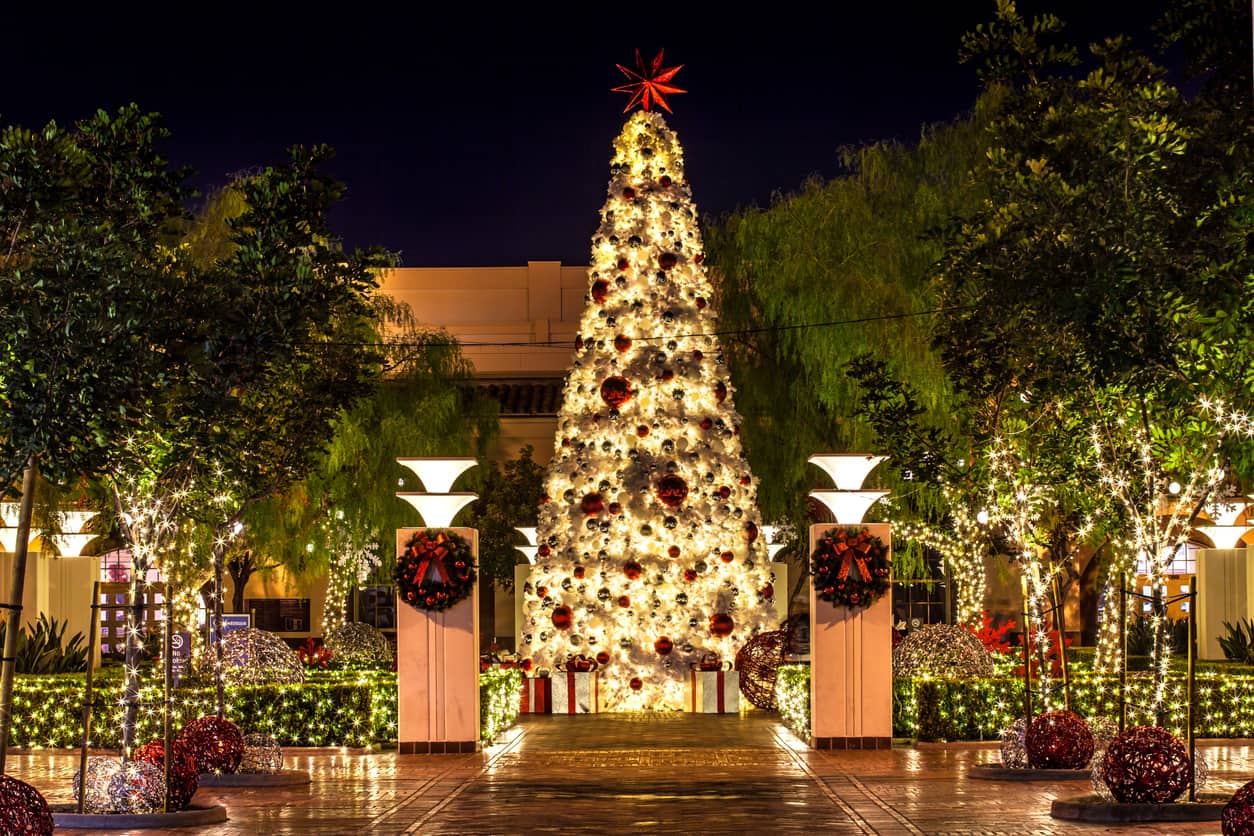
{"left": 379, "top": 261, "right": 584, "bottom": 377}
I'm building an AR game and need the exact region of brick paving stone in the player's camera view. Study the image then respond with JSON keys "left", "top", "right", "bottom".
{"left": 6, "top": 713, "right": 1249, "bottom": 834}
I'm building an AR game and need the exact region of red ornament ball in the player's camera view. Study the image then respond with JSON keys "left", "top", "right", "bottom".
{"left": 608, "top": 502, "right": 622, "bottom": 514}
{"left": 581, "top": 493, "right": 605, "bottom": 515}
{"left": 551, "top": 606, "right": 574, "bottom": 630}
{"left": 622, "top": 186, "right": 636, "bottom": 199}
{"left": 179, "top": 715, "right": 245, "bottom": 774}
{"left": 700, "top": 417, "right": 713, "bottom": 430}
{"left": 0, "top": 775, "right": 53, "bottom": 836}
{"left": 600, "top": 376, "right": 632, "bottom": 408}
{"left": 617, "top": 595, "right": 631, "bottom": 608}
{"left": 656, "top": 474, "right": 689, "bottom": 508}
{"left": 720, "top": 550, "right": 734, "bottom": 563}
{"left": 654, "top": 636, "right": 674, "bottom": 655}
{"left": 710, "top": 613, "right": 735, "bottom": 637}
{"left": 695, "top": 253, "right": 704, "bottom": 264}
{"left": 715, "top": 382, "right": 728, "bottom": 403}
{"left": 133, "top": 739, "right": 199, "bottom": 811}
{"left": 718, "top": 486, "right": 732, "bottom": 499}
{"left": 538, "top": 544, "right": 550, "bottom": 557}
{"left": 595, "top": 651, "right": 611, "bottom": 666}
{"left": 629, "top": 677, "right": 643, "bottom": 691}
{"left": 658, "top": 252, "right": 678, "bottom": 270}
{"left": 683, "top": 568, "right": 698, "bottom": 582}
{"left": 591, "top": 279, "right": 610, "bottom": 304}
{"left": 659, "top": 175, "right": 672, "bottom": 187}
{"left": 696, "top": 297, "right": 707, "bottom": 309}
{"left": 536, "top": 585, "right": 549, "bottom": 598}
{"left": 623, "top": 559, "right": 643, "bottom": 580}
{"left": 614, "top": 335, "right": 633, "bottom": 352}
{"left": 617, "top": 257, "right": 629, "bottom": 270}
{"left": 1102, "top": 725, "right": 1190, "bottom": 803}
{"left": 1223, "top": 779, "right": 1254, "bottom": 835}
{"left": 692, "top": 350, "right": 703, "bottom": 361}
{"left": 742, "top": 522, "right": 759, "bottom": 543}
{"left": 660, "top": 369, "right": 675, "bottom": 382}
{"left": 636, "top": 425, "right": 649, "bottom": 438}
{"left": 667, "top": 545, "right": 681, "bottom": 558}
{"left": 1025, "top": 710, "right": 1093, "bottom": 769}
{"left": 573, "top": 566, "right": 586, "bottom": 579}
{"left": 760, "top": 582, "right": 774, "bottom": 599}
{"left": 738, "top": 475, "right": 751, "bottom": 486}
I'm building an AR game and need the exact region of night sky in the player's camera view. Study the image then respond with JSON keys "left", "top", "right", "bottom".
{"left": 5, "top": 3, "right": 1161, "bottom": 268}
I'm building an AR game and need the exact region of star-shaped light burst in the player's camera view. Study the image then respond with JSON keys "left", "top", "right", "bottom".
{"left": 612, "top": 49, "right": 686, "bottom": 113}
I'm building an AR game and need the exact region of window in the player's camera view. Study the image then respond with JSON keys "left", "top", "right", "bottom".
{"left": 357, "top": 585, "right": 396, "bottom": 630}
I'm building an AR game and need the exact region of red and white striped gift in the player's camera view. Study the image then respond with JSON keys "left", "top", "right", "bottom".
{"left": 688, "top": 669, "right": 740, "bottom": 713}
{"left": 521, "top": 675, "right": 551, "bottom": 713}
{"left": 549, "top": 670, "right": 599, "bottom": 714}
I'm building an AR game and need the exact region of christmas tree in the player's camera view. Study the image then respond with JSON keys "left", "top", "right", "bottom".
{"left": 522, "top": 54, "right": 775, "bottom": 710}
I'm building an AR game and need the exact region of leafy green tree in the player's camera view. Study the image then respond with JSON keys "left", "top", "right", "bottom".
{"left": 0, "top": 105, "right": 189, "bottom": 768}
{"left": 466, "top": 445, "right": 546, "bottom": 589}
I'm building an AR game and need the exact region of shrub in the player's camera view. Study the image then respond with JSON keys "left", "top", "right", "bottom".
{"left": 0, "top": 614, "right": 88, "bottom": 674}
{"left": 1220, "top": 619, "right": 1254, "bottom": 664}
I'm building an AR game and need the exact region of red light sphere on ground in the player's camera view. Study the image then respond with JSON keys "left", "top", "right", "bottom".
{"left": 1223, "top": 779, "right": 1254, "bottom": 835}
{"left": 1025, "top": 710, "right": 1093, "bottom": 769}
{"left": 656, "top": 474, "right": 689, "bottom": 508}
{"left": 710, "top": 613, "right": 734, "bottom": 637}
{"left": 0, "top": 776, "right": 53, "bottom": 836}
{"left": 1102, "top": 725, "right": 1190, "bottom": 803}
{"left": 629, "top": 677, "right": 643, "bottom": 691}
{"left": 600, "top": 376, "right": 632, "bottom": 408}
{"left": 581, "top": 493, "right": 605, "bottom": 515}
{"left": 654, "top": 636, "right": 674, "bottom": 655}
{"left": 551, "top": 606, "right": 574, "bottom": 630}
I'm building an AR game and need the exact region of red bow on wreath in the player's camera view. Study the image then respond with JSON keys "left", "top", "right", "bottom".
{"left": 833, "top": 537, "right": 871, "bottom": 582}
{"left": 410, "top": 532, "right": 453, "bottom": 586}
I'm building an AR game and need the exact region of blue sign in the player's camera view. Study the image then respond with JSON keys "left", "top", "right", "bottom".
{"left": 210, "top": 613, "right": 251, "bottom": 644}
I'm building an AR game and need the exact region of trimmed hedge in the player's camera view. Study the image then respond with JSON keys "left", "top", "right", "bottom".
{"left": 9, "top": 668, "right": 523, "bottom": 749}
{"left": 767, "top": 664, "right": 1254, "bottom": 743}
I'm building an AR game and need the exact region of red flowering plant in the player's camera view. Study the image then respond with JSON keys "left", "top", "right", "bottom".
{"left": 297, "top": 637, "right": 332, "bottom": 669}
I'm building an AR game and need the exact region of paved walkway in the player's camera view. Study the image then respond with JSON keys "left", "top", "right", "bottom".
{"left": 11, "top": 713, "right": 1252, "bottom": 834}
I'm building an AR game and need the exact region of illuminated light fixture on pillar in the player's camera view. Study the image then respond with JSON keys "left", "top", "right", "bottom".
{"left": 761, "top": 525, "right": 787, "bottom": 561}
{"left": 515, "top": 527, "right": 540, "bottom": 564}
{"left": 396, "top": 457, "right": 478, "bottom": 494}
{"left": 806, "top": 454, "right": 887, "bottom": 491}
{"left": 50, "top": 509, "right": 100, "bottom": 557}
{"left": 395, "top": 493, "right": 477, "bottom": 529}
{"left": 1194, "top": 496, "right": 1254, "bottom": 550}
{"left": 808, "top": 490, "right": 890, "bottom": 525}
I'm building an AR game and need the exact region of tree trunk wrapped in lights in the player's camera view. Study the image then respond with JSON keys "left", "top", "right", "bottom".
{"left": 523, "top": 110, "right": 776, "bottom": 711}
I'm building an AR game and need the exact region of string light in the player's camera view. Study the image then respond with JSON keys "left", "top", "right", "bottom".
{"left": 1089, "top": 397, "right": 1251, "bottom": 717}
{"left": 894, "top": 483, "right": 990, "bottom": 627}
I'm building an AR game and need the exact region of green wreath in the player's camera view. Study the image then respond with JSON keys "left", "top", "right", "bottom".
{"left": 810, "top": 526, "right": 891, "bottom": 610}
{"left": 396, "top": 529, "right": 476, "bottom": 612}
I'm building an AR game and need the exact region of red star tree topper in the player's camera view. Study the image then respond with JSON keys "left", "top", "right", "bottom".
{"left": 612, "top": 49, "right": 686, "bottom": 113}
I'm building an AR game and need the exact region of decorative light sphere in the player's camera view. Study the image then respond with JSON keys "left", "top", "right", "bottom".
{"left": 1088, "top": 716, "right": 1118, "bottom": 753}
{"left": 1026, "top": 710, "right": 1093, "bottom": 769}
{"left": 892, "top": 624, "right": 994, "bottom": 679}
{"left": 1000, "top": 719, "right": 1028, "bottom": 769}
{"left": 1101, "top": 725, "right": 1190, "bottom": 803}
{"left": 1223, "top": 779, "right": 1254, "bottom": 835}
{"left": 324, "top": 622, "right": 394, "bottom": 670}
{"left": 204, "top": 627, "right": 305, "bottom": 686}
{"left": 74, "top": 756, "right": 122, "bottom": 813}
{"left": 133, "top": 739, "right": 199, "bottom": 811}
{"left": 0, "top": 774, "right": 54, "bottom": 835}
{"left": 239, "top": 734, "right": 283, "bottom": 774}
{"left": 179, "top": 716, "right": 245, "bottom": 774}
{"left": 105, "top": 761, "right": 165, "bottom": 814}
{"left": 735, "top": 629, "right": 790, "bottom": 710}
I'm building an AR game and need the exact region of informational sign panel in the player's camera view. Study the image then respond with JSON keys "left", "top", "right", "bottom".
{"left": 169, "top": 631, "right": 192, "bottom": 686}
{"left": 210, "top": 613, "right": 251, "bottom": 645}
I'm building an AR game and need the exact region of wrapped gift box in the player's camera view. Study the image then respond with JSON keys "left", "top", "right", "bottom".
{"left": 521, "top": 675, "right": 551, "bottom": 714}
{"left": 688, "top": 669, "right": 739, "bottom": 713}
{"left": 550, "top": 670, "right": 599, "bottom": 714}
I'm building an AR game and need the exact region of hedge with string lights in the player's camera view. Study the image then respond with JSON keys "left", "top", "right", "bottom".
{"left": 772, "top": 666, "right": 1254, "bottom": 743}
{"left": 5, "top": 668, "right": 522, "bottom": 749}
